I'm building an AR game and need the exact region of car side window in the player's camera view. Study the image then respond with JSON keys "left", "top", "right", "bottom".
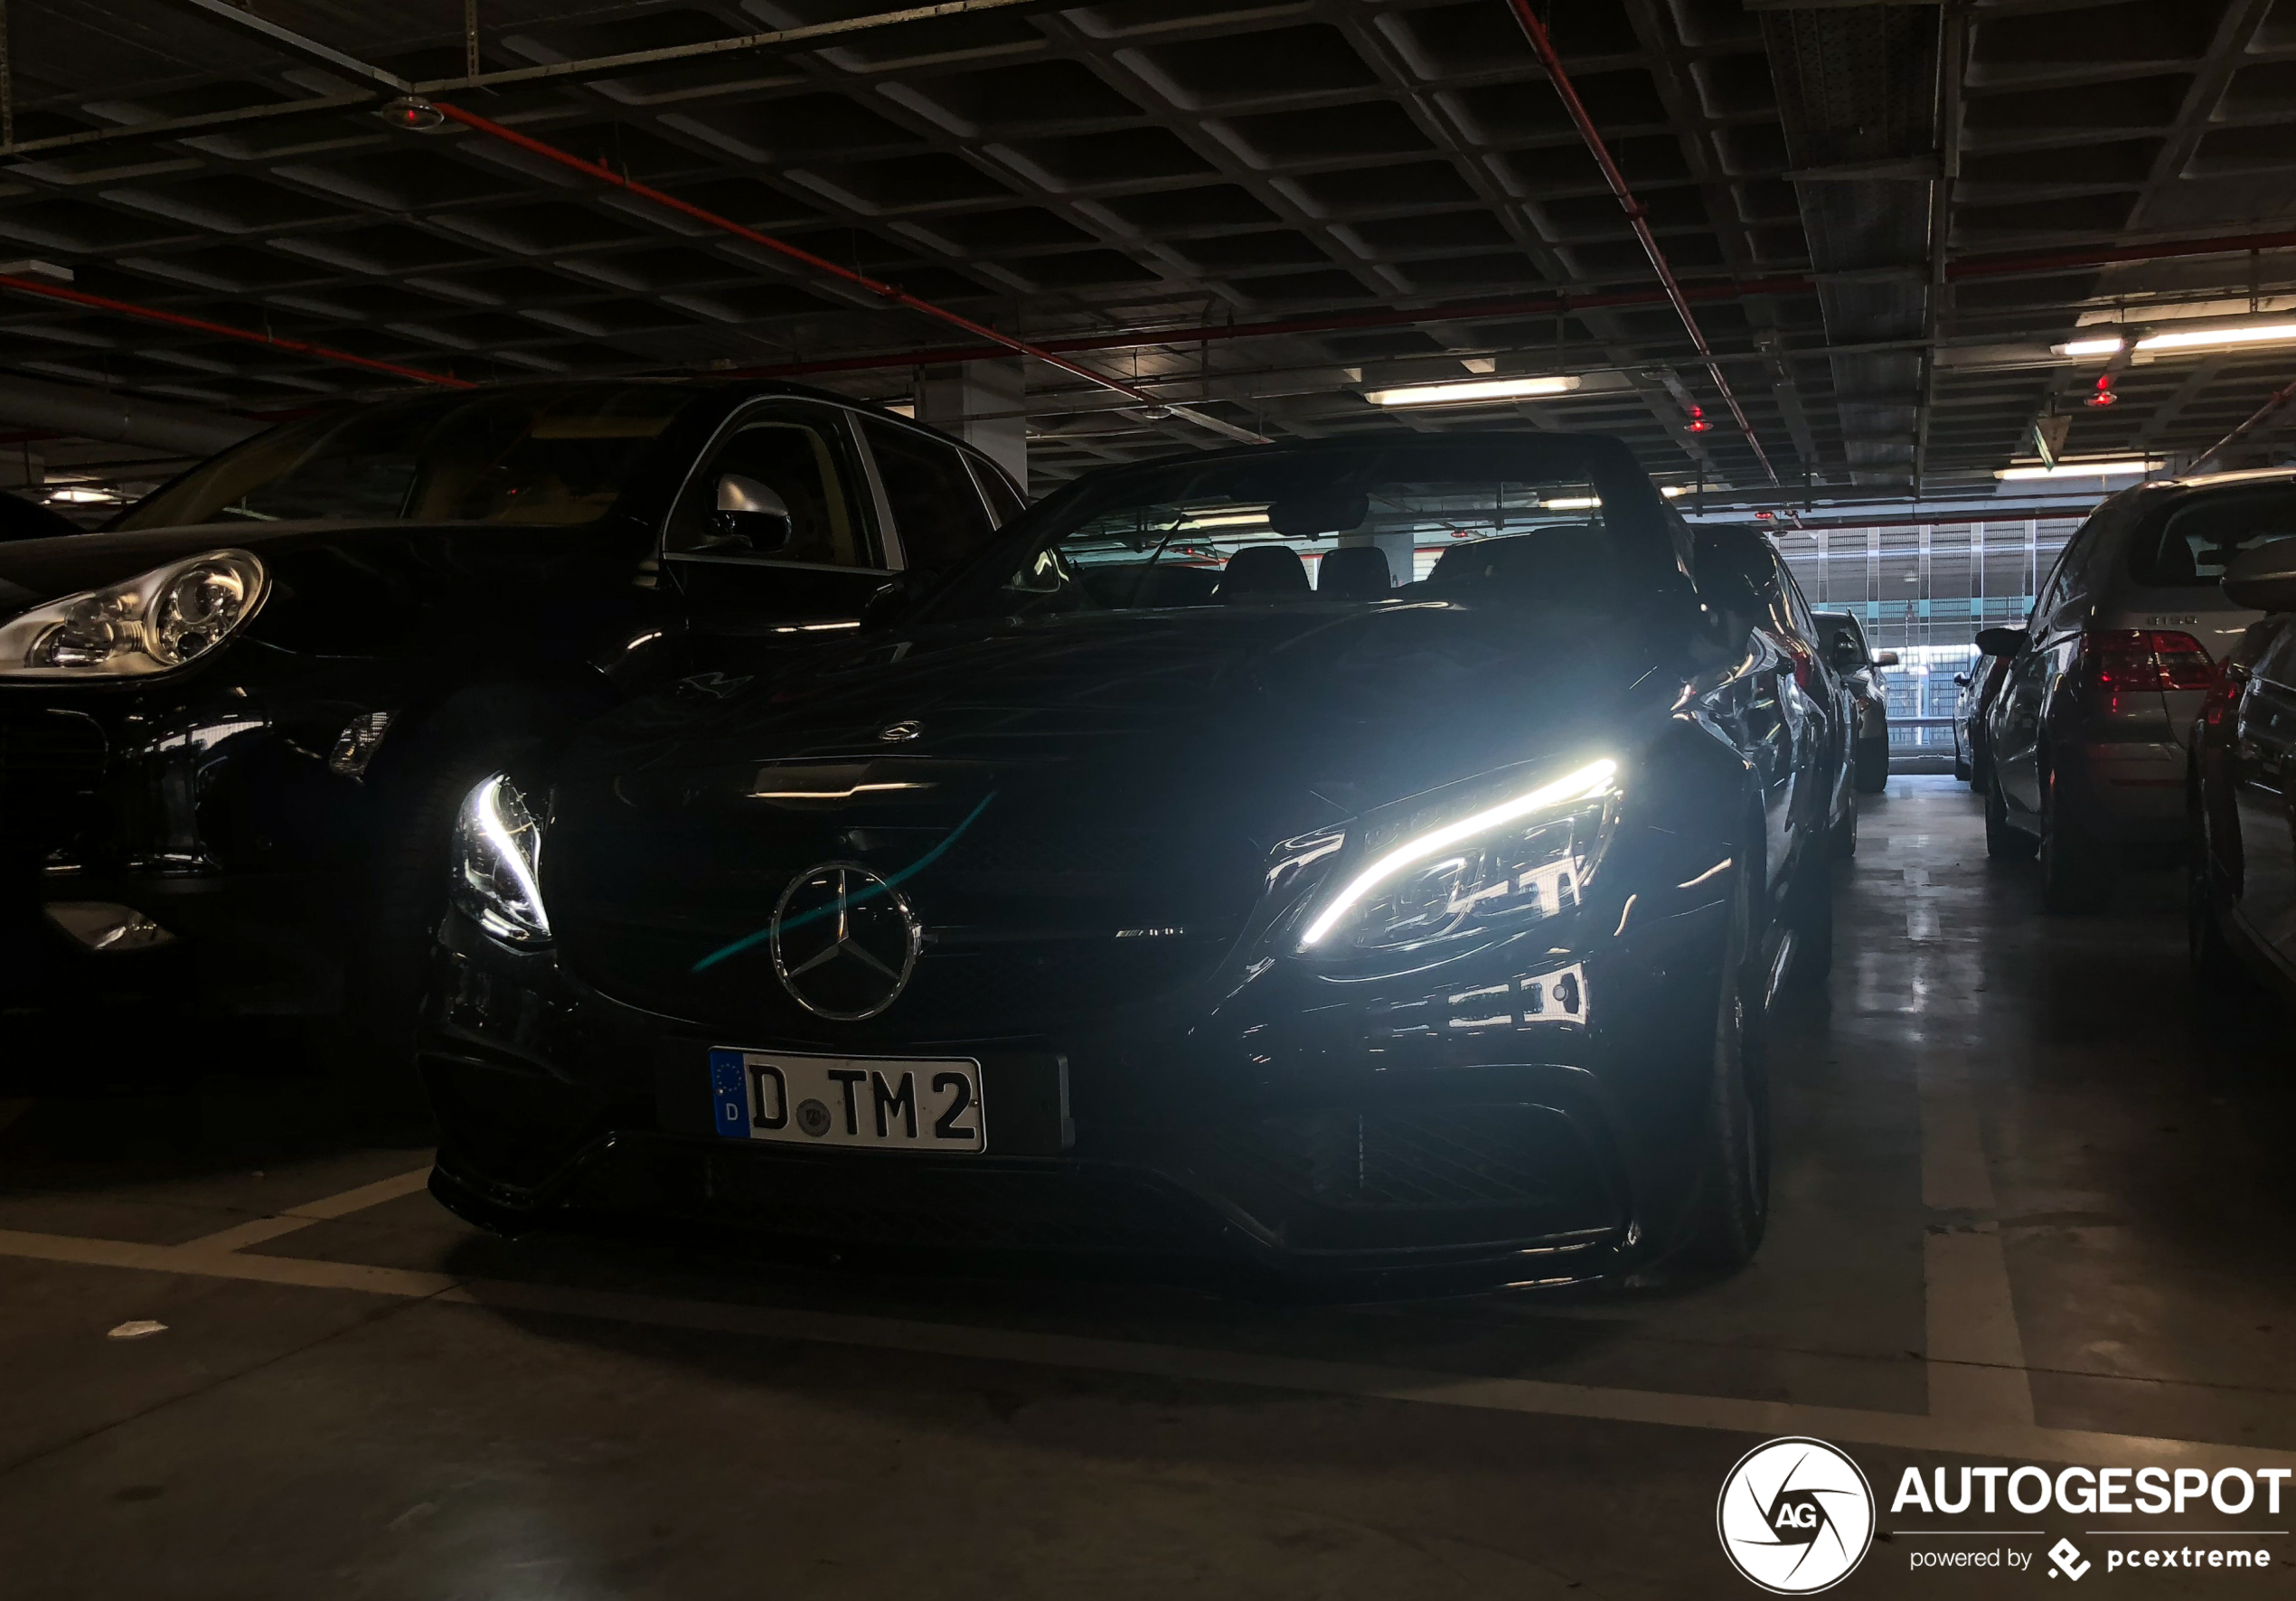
{"left": 973, "top": 458, "right": 1026, "bottom": 527}
{"left": 2030, "top": 539, "right": 2080, "bottom": 635}
{"left": 1780, "top": 570, "right": 1821, "bottom": 645}
{"left": 668, "top": 407, "right": 876, "bottom": 568}
{"left": 860, "top": 417, "right": 998, "bottom": 570}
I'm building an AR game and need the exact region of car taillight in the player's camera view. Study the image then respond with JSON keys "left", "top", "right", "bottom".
{"left": 2202, "top": 657, "right": 2249, "bottom": 728}
{"left": 2078, "top": 628, "right": 2214, "bottom": 695}
{"left": 1776, "top": 635, "right": 1815, "bottom": 692}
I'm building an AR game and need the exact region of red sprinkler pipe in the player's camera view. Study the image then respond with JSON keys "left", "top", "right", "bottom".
{"left": 1501, "top": 0, "right": 1780, "bottom": 485}
{"left": 427, "top": 101, "right": 1267, "bottom": 444}
{"left": 0, "top": 273, "right": 475, "bottom": 388}
{"left": 2190, "top": 375, "right": 2296, "bottom": 472}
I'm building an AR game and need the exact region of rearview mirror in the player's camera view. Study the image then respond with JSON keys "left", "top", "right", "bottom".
{"left": 710, "top": 474, "right": 793, "bottom": 553}
{"left": 1872, "top": 649, "right": 1899, "bottom": 667}
{"left": 2223, "top": 538, "right": 2296, "bottom": 614}
{"left": 1973, "top": 626, "right": 2024, "bottom": 656}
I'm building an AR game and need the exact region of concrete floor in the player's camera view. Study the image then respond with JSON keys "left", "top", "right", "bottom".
{"left": 3, "top": 777, "right": 2292, "bottom": 1598}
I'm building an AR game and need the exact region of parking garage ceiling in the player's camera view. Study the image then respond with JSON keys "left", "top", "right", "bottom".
{"left": 8, "top": 0, "right": 2296, "bottom": 501}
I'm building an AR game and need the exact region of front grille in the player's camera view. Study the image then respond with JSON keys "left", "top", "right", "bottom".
{"left": 0, "top": 709, "right": 106, "bottom": 849}
{"left": 1212, "top": 1105, "right": 1605, "bottom": 1211}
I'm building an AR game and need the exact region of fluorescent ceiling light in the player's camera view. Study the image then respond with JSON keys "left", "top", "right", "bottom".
{"left": 2056, "top": 323, "right": 2296, "bottom": 359}
{"left": 44, "top": 486, "right": 118, "bottom": 503}
{"left": 1660, "top": 485, "right": 1689, "bottom": 498}
{"left": 1540, "top": 496, "right": 1602, "bottom": 510}
{"left": 2136, "top": 321, "right": 2296, "bottom": 353}
{"left": 1363, "top": 374, "right": 1581, "bottom": 407}
{"left": 1995, "top": 458, "right": 2157, "bottom": 480}
{"left": 1181, "top": 511, "right": 1269, "bottom": 527}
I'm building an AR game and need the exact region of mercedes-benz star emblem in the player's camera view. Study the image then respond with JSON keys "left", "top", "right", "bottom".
{"left": 768, "top": 862, "right": 921, "bottom": 1021}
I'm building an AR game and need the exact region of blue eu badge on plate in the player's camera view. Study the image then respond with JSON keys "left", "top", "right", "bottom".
{"left": 709, "top": 1048, "right": 749, "bottom": 1138}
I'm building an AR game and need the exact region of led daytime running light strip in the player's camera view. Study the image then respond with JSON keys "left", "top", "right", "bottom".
{"left": 473, "top": 777, "right": 548, "bottom": 935}
{"left": 1298, "top": 758, "right": 1617, "bottom": 948}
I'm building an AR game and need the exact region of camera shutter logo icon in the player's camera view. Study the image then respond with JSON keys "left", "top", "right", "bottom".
{"left": 1716, "top": 1437, "right": 1876, "bottom": 1594}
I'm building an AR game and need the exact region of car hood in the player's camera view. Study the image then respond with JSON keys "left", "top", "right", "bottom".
{"left": 541, "top": 602, "right": 1676, "bottom": 1036}
{"left": 0, "top": 517, "right": 629, "bottom": 612}
{"left": 569, "top": 600, "right": 1666, "bottom": 824}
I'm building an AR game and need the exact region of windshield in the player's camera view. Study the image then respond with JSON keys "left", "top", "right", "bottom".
{"left": 944, "top": 440, "right": 1663, "bottom": 619}
{"left": 116, "top": 383, "right": 697, "bottom": 531}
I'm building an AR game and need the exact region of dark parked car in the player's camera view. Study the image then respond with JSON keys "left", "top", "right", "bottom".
{"left": 1702, "top": 528, "right": 1858, "bottom": 857}
{"left": 0, "top": 489, "right": 81, "bottom": 543}
{"left": 1953, "top": 630, "right": 2018, "bottom": 787}
{"left": 419, "top": 432, "right": 1839, "bottom": 1293}
{"left": 0, "top": 380, "right": 1023, "bottom": 1105}
{"left": 1812, "top": 610, "right": 1896, "bottom": 793}
{"left": 1985, "top": 469, "right": 2280, "bottom": 910}
{"left": 2188, "top": 540, "right": 2296, "bottom": 1001}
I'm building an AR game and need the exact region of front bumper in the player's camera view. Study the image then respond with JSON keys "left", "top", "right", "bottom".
{"left": 2, "top": 668, "right": 389, "bottom": 1012}
{"left": 418, "top": 877, "right": 1735, "bottom": 1292}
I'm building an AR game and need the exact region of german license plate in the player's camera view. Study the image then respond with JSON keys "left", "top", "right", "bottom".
{"left": 709, "top": 1048, "right": 986, "bottom": 1154}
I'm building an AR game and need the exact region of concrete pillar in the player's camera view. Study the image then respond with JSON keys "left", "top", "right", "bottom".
{"left": 914, "top": 359, "right": 1026, "bottom": 489}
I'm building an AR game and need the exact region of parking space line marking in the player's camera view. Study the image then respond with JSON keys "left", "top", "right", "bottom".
{"left": 176, "top": 1166, "right": 436, "bottom": 1255}
{"left": 1917, "top": 1062, "right": 2037, "bottom": 1425}
{"left": 1, "top": 1223, "right": 2289, "bottom": 1473}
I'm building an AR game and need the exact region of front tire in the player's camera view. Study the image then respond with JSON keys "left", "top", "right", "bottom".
{"left": 1986, "top": 772, "right": 2037, "bottom": 861}
{"left": 2039, "top": 766, "right": 2114, "bottom": 914}
{"left": 1680, "top": 867, "right": 1771, "bottom": 1274}
{"left": 2188, "top": 822, "right": 2250, "bottom": 994}
{"left": 1854, "top": 739, "right": 1888, "bottom": 794}
{"left": 1783, "top": 849, "right": 1833, "bottom": 991}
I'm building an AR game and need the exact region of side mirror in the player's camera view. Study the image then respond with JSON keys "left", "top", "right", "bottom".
{"left": 1953, "top": 673, "right": 1971, "bottom": 687}
{"left": 1973, "top": 626, "right": 2024, "bottom": 656}
{"left": 709, "top": 474, "right": 792, "bottom": 552}
{"left": 1872, "top": 649, "right": 1899, "bottom": 667}
{"left": 2223, "top": 538, "right": 2296, "bottom": 613}
{"left": 860, "top": 572, "right": 924, "bottom": 631}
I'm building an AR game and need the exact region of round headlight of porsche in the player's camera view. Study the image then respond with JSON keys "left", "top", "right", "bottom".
{"left": 0, "top": 549, "right": 268, "bottom": 679}
{"left": 147, "top": 553, "right": 262, "bottom": 666}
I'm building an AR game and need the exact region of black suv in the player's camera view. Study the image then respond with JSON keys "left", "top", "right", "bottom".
{"left": 0, "top": 379, "right": 1021, "bottom": 1105}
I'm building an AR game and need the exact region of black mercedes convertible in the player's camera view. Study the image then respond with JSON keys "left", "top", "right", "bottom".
{"left": 422, "top": 432, "right": 1837, "bottom": 1291}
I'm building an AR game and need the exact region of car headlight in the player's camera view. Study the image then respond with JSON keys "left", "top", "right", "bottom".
{"left": 0, "top": 550, "right": 267, "bottom": 679}
{"left": 1298, "top": 758, "right": 1618, "bottom": 955}
{"left": 450, "top": 775, "right": 552, "bottom": 946}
